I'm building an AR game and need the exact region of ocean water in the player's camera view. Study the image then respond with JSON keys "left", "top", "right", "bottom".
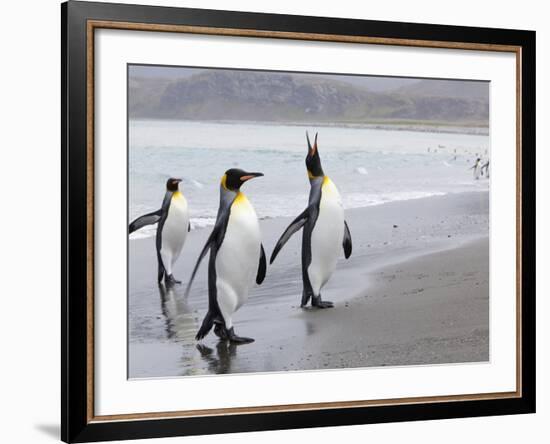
{"left": 129, "top": 120, "right": 490, "bottom": 239}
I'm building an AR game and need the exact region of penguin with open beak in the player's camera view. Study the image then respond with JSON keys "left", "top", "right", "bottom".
{"left": 270, "top": 132, "right": 352, "bottom": 308}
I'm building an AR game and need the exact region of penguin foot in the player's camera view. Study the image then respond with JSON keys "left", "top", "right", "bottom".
{"left": 227, "top": 327, "right": 254, "bottom": 344}
{"left": 165, "top": 275, "right": 182, "bottom": 285}
{"left": 311, "top": 296, "right": 334, "bottom": 309}
{"left": 214, "top": 323, "right": 228, "bottom": 340}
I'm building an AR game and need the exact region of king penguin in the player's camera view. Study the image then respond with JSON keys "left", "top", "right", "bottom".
{"left": 185, "top": 169, "right": 266, "bottom": 344}
{"left": 270, "top": 132, "right": 352, "bottom": 309}
{"left": 129, "top": 178, "right": 190, "bottom": 286}
{"left": 471, "top": 158, "right": 482, "bottom": 180}
{"left": 482, "top": 159, "right": 490, "bottom": 178}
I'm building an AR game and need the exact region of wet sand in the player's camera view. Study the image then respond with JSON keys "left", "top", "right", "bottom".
{"left": 128, "top": 191, "right": 489, "bottom": 378}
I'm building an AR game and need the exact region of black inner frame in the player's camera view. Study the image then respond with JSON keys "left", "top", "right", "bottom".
{"left": 62, "top": 1, "right": 536, "bottom": 442}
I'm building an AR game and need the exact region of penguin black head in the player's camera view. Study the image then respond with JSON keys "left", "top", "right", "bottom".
{"left": 222, "top": 168, "right": 264, "bottom": 191}
{"left": 166, "top": 178, "right": 182, "bottom": 192}
{"left": 305, "top": 132, "right": 324, "bottom": 179}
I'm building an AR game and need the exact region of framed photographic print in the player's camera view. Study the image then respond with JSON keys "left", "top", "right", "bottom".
{"left": 61, "top": 1, "right": 536, "bottom": 442}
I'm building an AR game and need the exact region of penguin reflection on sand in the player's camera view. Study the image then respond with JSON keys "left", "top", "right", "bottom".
{"left": 270, "top": 132, "right": 352, "bottom": 309}
{"left": 129, "top": 178, "right": 190, "bottom": 285}
{"left": 158, "top": 284, "right": 197, "bottom": 341}
{"left": 185, "top": 169, "right": 266, "bottom": 344}
{"left": 196, "top": 342, "right": 238, "bottom": 374}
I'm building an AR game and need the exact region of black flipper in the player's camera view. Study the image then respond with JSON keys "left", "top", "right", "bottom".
{"left": 188, "top": 222, "right": 191, "bottom": 232}
{"left": 129, "top": 209, "right": 162, "bottom": 233}
{"left": 256, "top": 244, "right": 267, "bottom": 285}
{"left": 154, "top": 192, "right": 174, "bottom": 284}
{"left": 184, "top": 219, "right": 224, "bottom": 298}
{"left": 270, "top": 208, "right": 310, "bottom": 264}
{"left": 185, "top": 197, "right": 231, "bottom": 342}
{"left": 343, "top": 220, "right": 352, "bottom": 259}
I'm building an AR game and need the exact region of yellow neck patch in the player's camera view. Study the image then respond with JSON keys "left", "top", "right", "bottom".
{"left": 221, "top": 174, "right": 228, "bottom": 190}
{"left": 308, "top": 170, "right": 325, "bottom": 180}
{"left": 233, "top": 191, "right": 248, "bottom": 206}
{"left": 321, "top": 176, "right": 337, "bottom": 195}
{"left": 173, "top": 191, "right": 184, "bottom": 199}
{"left": 308, "top": 170, "right": 326, "bottom": 180}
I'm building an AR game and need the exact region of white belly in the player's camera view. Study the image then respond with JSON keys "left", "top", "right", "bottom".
{"left": 215, "top": 193, "right": 261, "bottom": 327}
{"left": 474, "top": 165, "right": 481, "bottom": 179}
{"left": 308, "top": 177, "right": 345, "bottom": 296}
{"left": 160, "top": 192, "right": 189, "bottom": 274}
{"left": 473, "top": 165, "right": 481, "bottom": 179}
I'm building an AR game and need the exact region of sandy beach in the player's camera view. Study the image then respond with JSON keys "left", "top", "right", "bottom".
{"left": 128, "top": 190, "right": 489, "bottom": 378}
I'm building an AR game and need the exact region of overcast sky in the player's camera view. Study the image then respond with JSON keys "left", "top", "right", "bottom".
{"left": 129, "top": 64, "right": 420, "bottom": 92}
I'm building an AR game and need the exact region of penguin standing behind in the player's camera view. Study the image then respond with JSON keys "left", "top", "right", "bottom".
{"left": 471, "top": 158, "right": 482, "bottom": 180}
{"left": 482, "top": 160, "right": 490, "bottom": 178}
{"left": 129, "top": 178, "right": 190, "bottom": 285}
{"left": 270, "top": 133, "right": 352, "bottom": 309}
{"left": 185, "top": 169, "right": 266, "bottom": 344}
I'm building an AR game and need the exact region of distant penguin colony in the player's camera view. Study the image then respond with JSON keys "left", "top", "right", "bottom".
{"left": 469, "top": 156, "right": 490, "bottom": 180}
{"left": 129, "top": 133, "right": 484, "bottom": 344}
{"left": 482, "top": 160, "right": 490, "bottom": 178}
{"left": 471, "top": 158, "right": 482, "bottom": 180}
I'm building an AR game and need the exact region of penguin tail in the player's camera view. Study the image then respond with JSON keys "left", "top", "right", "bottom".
{"left": 196, "top": 311, "right": 215, "bottom": 341}
{"left": 157, "top": 263, "right": 165, "bottom": 284}
{"left": 301, "top": 289, "right": 312, "bottom": 307}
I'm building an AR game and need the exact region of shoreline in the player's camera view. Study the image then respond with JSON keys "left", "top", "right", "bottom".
{"left": 129, "top": 117, "right": 489, "bottom": 136}
{"left": 131, "top": 189, "right": 490, "bottom": 239}
{"left": 129, "top": 190, "right": 489, "bottom": 378}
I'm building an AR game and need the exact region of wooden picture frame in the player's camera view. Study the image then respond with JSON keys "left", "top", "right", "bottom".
{"left": 61, "top": 1, "right": 535, "bottom": 442}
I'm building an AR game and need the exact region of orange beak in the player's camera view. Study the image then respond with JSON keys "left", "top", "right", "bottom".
{"left": 240, "top": 172, "right": 264, "bottom": 182}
